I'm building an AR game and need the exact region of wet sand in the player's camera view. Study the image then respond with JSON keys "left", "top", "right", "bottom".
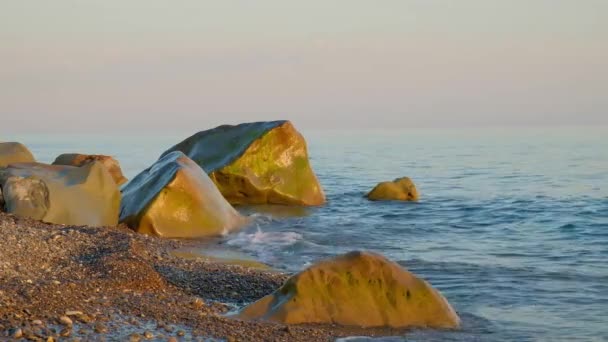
{"left": 0, "top": 212, "right": 407, "bottom": 341}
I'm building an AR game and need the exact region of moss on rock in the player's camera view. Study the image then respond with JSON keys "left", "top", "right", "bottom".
{"left": 120, "top": 151, "right": 244, "bottom": 238}
{"left": 161, "top": 121, "right": 325, "bottom": 206}
{"left": 237, "top": 251, "right": 460, "bottom": 329}
{"left": 366, "top": 177, "right": 419, "bottom": 201}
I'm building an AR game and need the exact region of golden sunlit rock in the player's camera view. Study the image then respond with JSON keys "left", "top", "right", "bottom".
{"left": 237, "top": 251, "right": 460, "bottom": 329}
{"left": 0, "top": 142, "right": 35, "bottom": 167}
{"left": 366, "top": 177, "right": 419, "bottom": 201}
{"left": 120, "top": 151, "right": 244, "bottom": 238}
{"left": 160, "top": 120, "right": 325, "bottom": 206}
{"left": 0, "top": 162, "right": 120, "bottom": 226}
{"left": 52, "top": 153, "right": 128, "bottom": 186}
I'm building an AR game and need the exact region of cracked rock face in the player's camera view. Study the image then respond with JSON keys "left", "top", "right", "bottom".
{"left": 52, "top": 153, "right": 128, "bottom": 186}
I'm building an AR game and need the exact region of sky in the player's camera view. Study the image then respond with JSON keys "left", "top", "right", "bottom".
{"left": 1, "top": 0, "right": 607, "bottom": 132}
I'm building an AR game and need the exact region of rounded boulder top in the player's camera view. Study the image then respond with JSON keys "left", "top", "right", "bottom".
{"left": 160, "top": 120, "right": 325, "bottom": 206}
{"left": 366, "top": 177, "right": 419, "bottom": 201}
{"left": 236, "top": 250, "right": 460, "bottom": 329}
{"left": 52, "top": 153, "right": 128, "bottom": 186}
{"left": 0, "top": 142, "right": 35, "bottom": 167}
{"left": 120, "top": 151, "right": 245, "bottom": 238}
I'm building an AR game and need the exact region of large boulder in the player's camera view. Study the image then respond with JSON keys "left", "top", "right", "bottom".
{"left": 52, "top": 153, "right": 128, "bottom": 186}
{"left": 237, "top": 251, "right": 460, "bottom": 329}
{"left": 160, "top": 120, "right": 325, "bottom": 206}
{"left": 120, "top": 151, "right": 244, "bottom": 238}
{"left": 366, "top": 177, "right": 419, "bottom": 201}
{"left": 0, "top": 162, "right": 120, "bottom": 226}
{"left": 0, "top": 142, "right": 35, "bottom": 167}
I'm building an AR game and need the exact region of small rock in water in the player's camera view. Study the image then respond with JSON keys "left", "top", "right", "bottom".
{"left": 167, "top": 337, "right": 178, "bottom": 342}
{"left": 176, "top": 330, "right": 185, "bottom": 337}
{"left": 65, "top": 311, "right": 83, "bottom": 316}
{"left": 143, "top": 330, "right": 153, "bottom": 339}
{"left": 59, "top": 315, "right": 73, "bottom": 326}
{"left": 46, "top": 337, "right": 55, "bottom": 342}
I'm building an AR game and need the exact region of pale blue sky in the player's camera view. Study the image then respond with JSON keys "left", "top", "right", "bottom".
{"left": 1, "top": 1, "right": 607, "bottom": 132}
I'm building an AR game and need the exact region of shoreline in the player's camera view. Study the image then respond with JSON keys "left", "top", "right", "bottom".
{"left": 0, "top": 212, "right": 410, "bottom": 341}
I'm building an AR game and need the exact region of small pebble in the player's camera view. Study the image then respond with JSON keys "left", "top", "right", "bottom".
{"left": 32, "top": 319, "right": 43, "bottom": 326}
{"left": 94, "top": 323, "right": 107, "bottom": 334}
{"left": 128, "top": 333, "right": 142, "bottom": 342}
{"left": 46, "top": 337, "right": 55, "bottom": 342}
{"left": 192, "top": 298, "right": 204, "bottom": 308}
{"left": 167, "top": 337, "right": 178, "bottom": 342}
{"left": 59, "top": 316, "right": 73, "bottom": 326}
{"left": 65, "top": 311, "right": 83, "bottom": 316}
{"left": 60, "top": 327, "right": 71, "bottom": 337}
{"left": 10, "top": 327, "right": 23, "bottom": 338}
{"left": 177, "top": 330, "right": 185, "bottom": 337}
{"left": 143, "top": 330, "right": 153, "bottom": 339}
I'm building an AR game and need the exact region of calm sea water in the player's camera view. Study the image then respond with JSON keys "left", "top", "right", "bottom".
{"left": 4, "top": 126, "right": 608, "bottom": 341}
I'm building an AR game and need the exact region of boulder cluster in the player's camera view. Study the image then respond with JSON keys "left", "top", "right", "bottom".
{"left": 1, "top": 120, "right": 456, "bottom": 331}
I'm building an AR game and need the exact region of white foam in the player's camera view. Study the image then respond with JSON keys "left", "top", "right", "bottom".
{"left": 225, "top": 224, "right": 302, "bottom": 264}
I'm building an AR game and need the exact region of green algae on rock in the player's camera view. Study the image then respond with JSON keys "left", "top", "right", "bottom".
{"left": 366, "top": 177, "right": 419, "bottom": 201}
{"left": 0, "top": 142, "right": 35, "bottom": 167}
{"left": 160, "top": 120, "right": 325, "bottom": 206}
{"left": 52, "top": 153, "right": 128, "bottom": 186}
{"left": 0, "top": 162, "right": 120, "bottom": 226}
{"left": 120, "top": 151, "right": 244, "bottom": 238}
{"left": 237, "top": 251, "right": 460, "bottom": 329}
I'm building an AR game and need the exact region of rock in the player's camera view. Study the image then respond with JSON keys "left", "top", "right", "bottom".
{"left": 59, "top": 316, "right": 73, "bottom": 326}
{"left": 0, "top": 142, "right": 35, "bottom": 167}
{"left": 167, "top": 337, "right": 178, "bottom": 342}
{"left": 9, "top": 327, "right": 23, "bottom": 338}
{"left": 52, "top": 154, "right": 127, "bottom": 186}
{"left": 129, "top": 333, "right": 142, "bottom": 342}
{"left": 143, "top": 330, "right": 153, "bottom": 339}
{"left": 0, "top": 186, "right": 4, "bottom": 211}
{"left": 65, "top": 311, "right": 83, "bottom": 316}
{"left": 366, "top": 177, "right": 419, "bottom": 201}
{"left": 176, "top": 330, "right": 185, "bottom": 337}
{"left": 59, "top": 327, "right": 71, "bottom": 337}
{"left": 0, "top": 162, "right": 120, "bottom": 226}
{"left": 93, "top": 322, "right": 107, "bottom": 334}
{"left": 32, "top": 320, "right": 43, "bottom": 326}
{"left": 120, "top": 151, "right": 244, "bottom": 238}
{"left": 160, "top": 120, "right": 325, "bottom": 206}
{"left": 237, "top": 251, "right": 460, "bottom": 329}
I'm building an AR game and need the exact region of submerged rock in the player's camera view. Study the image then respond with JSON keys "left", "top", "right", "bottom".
{"left": 52, "top": 153, "right": 128, "bottom": 185}
{"left": 160, "top": 120, "right": 325, "bottom": 206}
{"left": 120, "top": 151, "right": 244, "bottom": 238}
{"left": 237, "top": 251, "right": 460, "bottom": 329}
{"left": 0, "top": 142, "right": 35, "bottom": 167}
{"left": 366, "top": 177, "right": 419, "bottom": 201}
{"left": 0, "top": 162, "right": 120, "bottom": 226}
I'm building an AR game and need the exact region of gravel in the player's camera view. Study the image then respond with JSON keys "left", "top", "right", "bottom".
{"left": 0, "top": 212, "right": 406, "bottom": 341}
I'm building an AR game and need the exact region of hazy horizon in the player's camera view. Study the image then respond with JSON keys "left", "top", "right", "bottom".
{"left": 2, "top": 1, "right": 607, "bottom": 133}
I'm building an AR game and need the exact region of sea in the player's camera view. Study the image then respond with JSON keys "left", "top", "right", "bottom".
{"left": 4, "top": 126, "right": 608, "bottom": 341}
